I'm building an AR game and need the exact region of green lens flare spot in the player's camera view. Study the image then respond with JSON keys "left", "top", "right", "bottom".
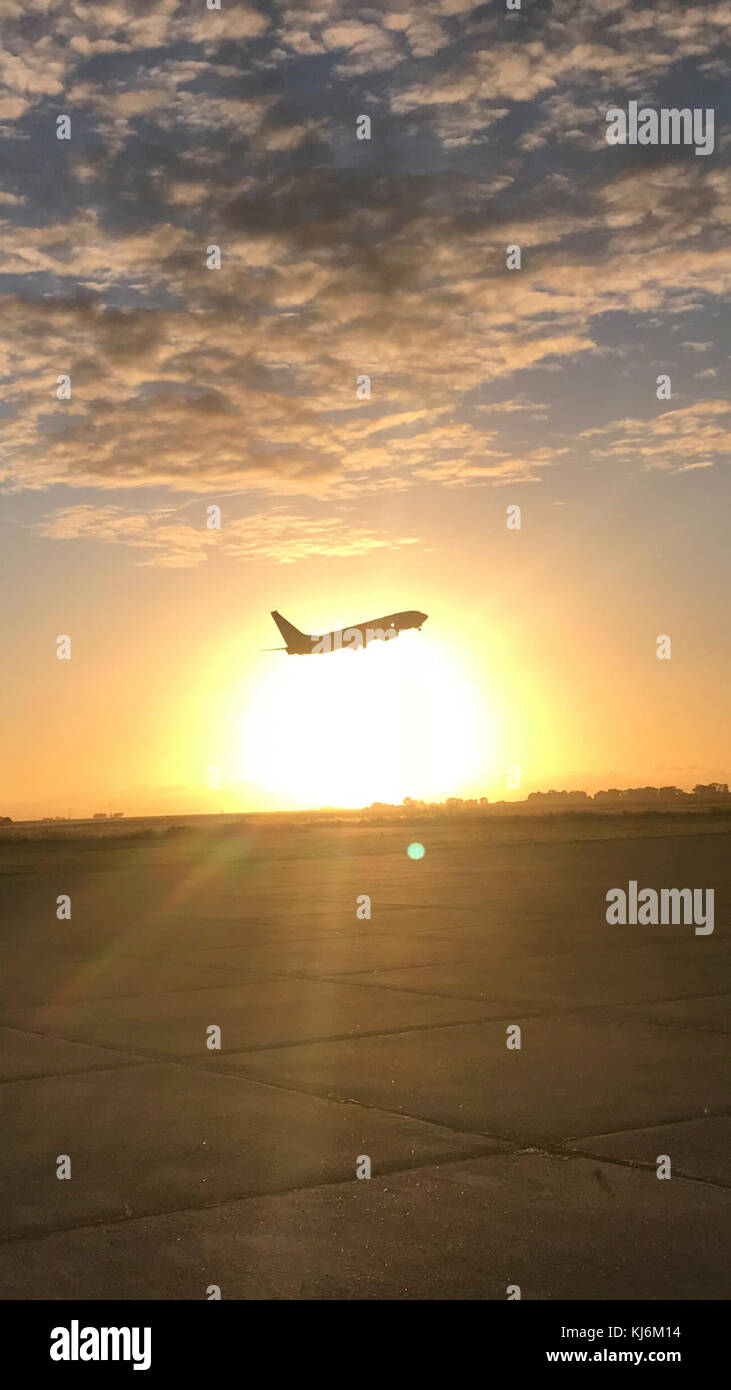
{"left": 407, "top": 842, "right": 425, "bottom": 860}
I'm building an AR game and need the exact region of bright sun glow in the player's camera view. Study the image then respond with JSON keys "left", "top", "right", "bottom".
{"left": 238, "top": 633, "right": 485, "bottom": 808}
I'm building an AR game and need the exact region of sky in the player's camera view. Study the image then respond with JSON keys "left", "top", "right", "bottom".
{"left": 1, "top": 0, "right": 729, "bottom": 819}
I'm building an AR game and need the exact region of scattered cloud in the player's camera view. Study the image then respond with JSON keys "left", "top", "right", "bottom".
{"left": 36, "top": 503, "right": 420, "bottom": 566}
{"left": 581, "top": 400, "right": 730, "bottom": 473}
{"left": 1, "top": 0, "right": 727, "bottom": 559}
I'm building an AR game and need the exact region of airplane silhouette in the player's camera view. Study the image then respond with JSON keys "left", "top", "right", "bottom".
{"left": 268, "top": 609, "right": 428, "bottom": 655}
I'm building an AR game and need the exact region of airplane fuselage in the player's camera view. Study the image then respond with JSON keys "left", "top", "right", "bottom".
{"left": 270, "top": 609, "right": 428, "bottom": 655}
{"left": 311, "top": 610, "right": 427, "bottom": 655}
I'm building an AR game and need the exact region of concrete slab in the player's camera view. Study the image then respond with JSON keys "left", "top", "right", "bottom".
{"left": 168, "top": 930, "right": 524, "bottom": 979}
{"left": 138, "top": 911, "right": 604, "bottom": 958}
{"left": 338, "top": 946, "right": 731, "bottom": 1010}
{"left": 0, "top": 1151, "right": 727, "bottom": 1301}
{"left": 0, "top": 1026, "right": 144, "bottom": 1081}
{"left": 208, "top": 1014, "right": 731, "bottom": 1143}
{"left": 595, "top": 995, "right": 731, "bottom": 1034}
{"left": 0, "top": 977, "right": 495, "bottom": 1057}
{"left": 157, "top": 924, "right": 731, "bottom": 981}
{"left": 0, "top": 1062, "right": 500, "bottom": 1239}
{"left": 567, "top": 1116, "right": 731, "bottom": 1186}
{"left": 1, "top": 818, "right": 728, "bottom": 1299}
{"left": 0, "top": 950, "right": 268, "bottom": 1006}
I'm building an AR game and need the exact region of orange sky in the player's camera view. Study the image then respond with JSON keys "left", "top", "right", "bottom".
{"left": 1, "top": 2, "right": 728, "bottom": 820}
{"left": 3, "top": 469, "right": 728, "bottom": 820}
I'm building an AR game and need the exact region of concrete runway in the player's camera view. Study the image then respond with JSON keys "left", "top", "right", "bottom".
{"left": 0, "top": 815, "right": 729, "bottom": 1299}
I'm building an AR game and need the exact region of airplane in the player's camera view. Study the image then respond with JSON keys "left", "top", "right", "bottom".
{"left": 267, "top": 609, "right": 428, "bottom": 655}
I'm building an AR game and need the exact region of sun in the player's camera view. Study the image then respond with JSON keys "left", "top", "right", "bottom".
{"left": 237, "top": 632, "right": 484, "bottom": 809}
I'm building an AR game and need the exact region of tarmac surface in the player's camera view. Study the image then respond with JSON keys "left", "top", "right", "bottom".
{"left": 0, "top": 814, "right": 729, "bottom": 1299}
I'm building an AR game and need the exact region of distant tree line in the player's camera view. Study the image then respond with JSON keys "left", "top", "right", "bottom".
{"left": 531, "top": 784, "right": 730, "bottom": 803}
{"left": 366, "top": 784, "right": 731, "bottom": 813}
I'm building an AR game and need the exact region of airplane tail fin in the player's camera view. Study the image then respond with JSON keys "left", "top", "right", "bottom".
{"left": 271, "top": 611, "right": 309, "bottom": 652}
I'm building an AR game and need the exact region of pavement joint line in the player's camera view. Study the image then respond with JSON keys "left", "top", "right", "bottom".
{"left": 1, "top": 967, "right": 728, "bottom": 1009}
{"left": 303, "top": 978, "right": 731, "bottom": 1014}
{"left": 0, "top": 1144, "right": 514, "bottom": 1246}
{"left": 587, "top": 1012, "right": 730, "bottom": 1037}
{"left": 0, "top": 1021, "right": 136, "bottom": 1046}
{"left": 107, "top": 936, "right": 731, "bottom": 960}
{"left": 2, "top": 990, "right": 730, "bottom": 1069}
{"left": 0, "top": 973, "right": 291, "bottom": 1006}
{"left": 0, "top": 1027, "right": 162, "bottom": 1066}
{"left": 15, "top": 1037, "right": 728, "bottom": 1184}
{"left": 2, "top": 1135, "right": 729, "bottom": 1251}
{"left": 0, "top": 1061, "right": 147, "bottom": 1086}
{"left": 291, "top": 949, "right": 731, "bottom": 976}
{"left": 171, "top": 1054, "right": 520, "bottom": 1140}
{"left": 190, "top": 1059, "right": 731, "bottom": 1159}
{"left": 550, "top": 1144, "right": 731, "bottom": 1191}
{"left": 563, "top": 1105, "right": 731, "bottom": 1141}
{"left": 142, "top": 950, "right": 731, "bottom": 983}
{"left": 0, "top": 1012, "right": 539, "bottom": 1063}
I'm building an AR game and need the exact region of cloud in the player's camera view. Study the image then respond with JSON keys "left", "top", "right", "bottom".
{"left": 580, "top": 400, "right": 730, "bottom": 473}
{"left": 390, "top": 1, "right": 730, "bottom": 147}
{"left": 2, "top": 154, "right": 727, "bottom": 498}
{"left": 0, "top": 0, "right": 727, "bottom": 530}
{"left": 0, "top": 0, "right": 268, "bottom": 124}
{"left": 35, "top": 503, "right": 420, "bottom": 566}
